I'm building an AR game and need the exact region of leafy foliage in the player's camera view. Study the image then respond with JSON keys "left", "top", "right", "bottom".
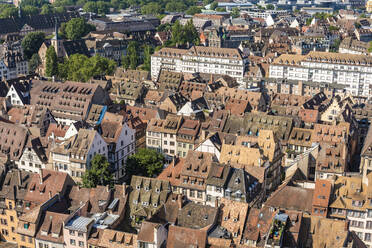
{"left": 58, "top": 54, "right": 116, "bottom": 82}
{"left": 29, "top": 53, "right": 41, "bottom": 72}
{"left": 141, "top": 2, "right": 162, "bottom": 15}
{"left": 0, "top": 4, "right": 18, "bottom": 18}
{"left": 21, "top": 32, "right": 45, "bottom": 60}
{"left": 142, "top": 45, "right": 152, "bottom": 71}
{"left": 169, "top": 20, "right": 199, "bottom": 47}
{"left": 22, "top": 5, "right": 39, "bottom": 15}
{"left": 83, "top": 1, "right": 111, "bottom": 15}
{"left": 126, "top": 148, "right": 165, "bottom": 179}
{"left": 45, "top": 46, "right": 58, "bottom": 77}
{"left": 230, "top": 7, "right": 240, "bottom": 18}
{"left": 41, "top": 4, "right": 54, "bottom": 14}
{"left": 186, "top": 6, "right": 201, "bottom": 15}
{"left": 122, "top": 41, "right": 139, "bottom": 70}
{"left": 20, "top": 0, "right": 48, "bottom": 7}
{"left": 82, "top": 154, "right": 113, "bottom": 188}
{"left": 368, "top": 42, "right": 372, "bottom": 53}
{"left": 61, "top": 17, "right": 95, "bottom": 40}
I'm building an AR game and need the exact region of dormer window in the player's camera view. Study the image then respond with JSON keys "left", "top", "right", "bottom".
{"left": 153, "top": 203, "right": 158, "bottom": 207}
{"left": 145, "top": 187, "right": 149, "bottom": 191}
{"left": 224, "top": 216, "right": 228, "bottom": 221}
{"left": 136, "top": 185, "right": 140, "bottom": 190}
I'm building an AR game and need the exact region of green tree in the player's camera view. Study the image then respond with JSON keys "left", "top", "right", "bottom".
{"left": 330, "top": 38, "right": 341, "bottom": 52}
{"left": 21, "top": 32, "right": 45, "bottom": 59}
{"left": 368, "top": 41, "right": 372, "bottom": 53}
{"left": 355, "top": 22, "right": 361, "bottom": 29}
{"left": 171, "top": 20, "right": 183, "bottom": 46}
{"left": 64, "top": 17, "right": 95, "bottom": 40}
{"left": 183, "top": 19, "right": 199, "bottom": 45}
{"left": 45, "top": 46, "right": 58, "bottom": 77}
{"left": 141, "top": 2, "right": 162, "bottom": 15}
{"left": 123, "top": 41, "right": 139, "bottom": 70}
{"left": 41, "top": 4, "right": 54, "bottom": 14}
{"left": 203, "top": 0, "right": 213, "bottom": 6}
{"left": 186, "top": 6, "right": 201, "bottom": 15}
{"left": 210, "top": 1, "right": 218, "bottom": 10}
{"left": 142, "top": 45, "right": 152, "bottom": 71}
{"left": 126, "top": 148, "right": 164, "bottom": 178}
{"left": 96, "top": 1, "right": 110, "bottom": 14}
{"left": 20, "top": 0, "right": 47, "bottom": 7}
{"left": 82, "top": 154, "right": 113, "bottom": 188}
{"left": 266, "top": 4, "right": 274, "bottom": 9}
{"left": 28, "top": 53, "right": 41, "bottom": 72}
{"left": 0, "top": 5, "right": 18, "bottom": 18}
{"left": 22, "top": 5, "right": 39, "bottom": 15}
{"left": 165, "top": 1, "right": 187, "bottom": 12}
{"left": 83, "top": 2, "right": 97, "bottom": 13}
{"left": 59, "top": 54, "right": 116, "bottom": 81}
{"left": 230, "top": 7, "right": 240, "bottom": 18}
{"left": 215, "top": 7, "right": 225, "bottom": 12}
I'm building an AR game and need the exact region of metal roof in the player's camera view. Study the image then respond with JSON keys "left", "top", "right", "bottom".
{"left": 65, "top": 216, "right": 93, "bottom": 232}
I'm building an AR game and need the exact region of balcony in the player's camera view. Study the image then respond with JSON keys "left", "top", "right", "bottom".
{"left": 266, "top": 213, "right": 288, "bottom": 248}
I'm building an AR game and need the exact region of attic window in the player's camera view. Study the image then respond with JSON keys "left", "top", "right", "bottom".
{"left": 24, "top": 223, "right": 29, "bottom": 229}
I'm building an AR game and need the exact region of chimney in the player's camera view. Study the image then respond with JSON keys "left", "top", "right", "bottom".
{"left": 18, "top": 170, "right": 22, "bottom": 186}
{"left": 106, "top": 185, "right": 110, "bottom": 192}
{"left": 122, "top": 182, "right": 126, "bottom": 196}
{"left": 177, "top": 194, "right": 183, "bottom": 210}
{"left": 48, "top": 191, "right": 52, "bottom": 199}
{"left": 215, "top": 197, "right": 219, "bottom": 207}
{"left": 39, "top": 169, "right": 43, "bottom": 184}
{"left": 344, "top": 220, "right": 349, "bottom": 231}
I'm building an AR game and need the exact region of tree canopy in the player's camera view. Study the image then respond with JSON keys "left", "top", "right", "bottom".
{"left": 122, "top": 41, "right": 139, "bottom": 70}
{"left": 45, "top": 46, "right": 58, "bottom": 77}
{"left": 82, "top": 154, "right": 113, "bottom": 188}
{"left": 126, "top": 148, "right": 165, "bottom": 179}
{"left": 0, "top": 4, "right": 18, "bottom": 18}
{"left": 29, "top": 53, "right": 41, "bottom": 73}
{"left": 61, "top": 17, "right": 95, "bottom": 40}
{"left": 58, "top": 54, "right": 116, "bottom": 82}
{"left": 169, "top": 20, "right": 199, "bottom": 47}
{"left": 21, "top": 32, "right": 45, "bottom": 60}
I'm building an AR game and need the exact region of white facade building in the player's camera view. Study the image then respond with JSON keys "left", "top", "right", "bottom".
{"left": 151, "top": 46, "right": 248, "bottom": 84}
{"left": 269, "top": 51, "right": 372, "bottom": 96}
{"left": 51, "top": 129, "right": 108, "bottom": 181}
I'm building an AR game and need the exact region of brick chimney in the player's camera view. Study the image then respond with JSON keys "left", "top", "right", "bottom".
{"left": 122, "top": 182, "right": 126, "bottom": 196}
{"left": 39, "top": 169, "right": 43, "bottom": 184}
{"left": 177, "top": 194, "right": 183, "bottom": 210}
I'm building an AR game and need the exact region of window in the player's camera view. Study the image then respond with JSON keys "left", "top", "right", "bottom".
{"left": 69, "top": 230, "right": 75, "bottom": 236}
{"left": 164, "top": 141, "right": 167, "bottom": 145}
{"left": 24, "top": 223, "right": 29, "bottom": 229}
{"left": 189, "top": 190, "right": 195, "bottom": 197}
{"left": 197, "top": 191, "right": 203, "bottom": 199}
{"left": 78, "top": 232, "right": 83, "bottom": 237}
{"left": 10, "top": 216, "right": 13, "bottom": 222}
{"left": 367, "top": 221, "right": 372, "bottom": 229}
{"left": 79, "top": 241, "right": 84, "bottom": 247}
{"left": 365, "top": 233, "right": 371, "bottom": 242}
{"left": 70, "top": 239, "right": 76, "bottom": 245}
